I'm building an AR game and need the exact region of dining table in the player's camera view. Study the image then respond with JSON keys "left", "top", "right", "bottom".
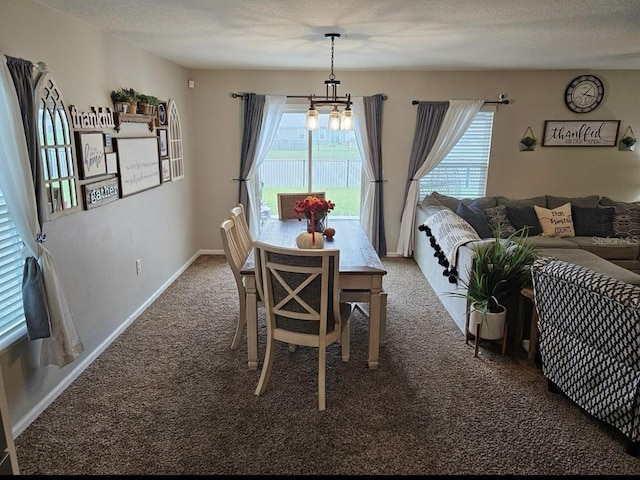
{"left": 241, "top": 218, "right": 387, "bottom": 370}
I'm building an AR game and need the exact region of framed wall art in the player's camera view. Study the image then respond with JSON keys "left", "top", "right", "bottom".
{"left": 158, "top": 128, "right": 169, "bottom": 158}
{"left": 161, "top": 158, "right": 171, "bottom": 183}
{"left": 542, "top": 120, "right": 620, "bottom": 147}
{"left": 113, "top": 136, "right": 161, "bottom": 197}
{"left": 75, "top": 131, "right": 106, "bottom": 178}
{"left": 157, "top": 101, "right": 168, "bottom": 127}
{"left": 105, "top": 152, "right": 118, "bottom": 174}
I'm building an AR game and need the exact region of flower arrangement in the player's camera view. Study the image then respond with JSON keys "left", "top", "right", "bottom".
{"left": 294, "top": 195, "right": 335, "bottom": 220}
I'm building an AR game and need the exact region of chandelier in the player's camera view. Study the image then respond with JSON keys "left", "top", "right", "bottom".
{"left": 306, "top": 33, "right": 353, "bottom": 131}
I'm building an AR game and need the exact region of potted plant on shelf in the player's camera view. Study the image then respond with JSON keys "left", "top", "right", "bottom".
{"left": 137, "top": 93, "right": 160, "bottom": 116}
{"left": 449, "top": 226, "right": 537, "bottom": 344}
{"left": 110, "top": 87, "right": 137, "bottom": 114}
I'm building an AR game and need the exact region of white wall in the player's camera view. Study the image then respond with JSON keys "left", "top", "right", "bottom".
{"left": 1, "top": 0, "right": 640, "bottom": 442}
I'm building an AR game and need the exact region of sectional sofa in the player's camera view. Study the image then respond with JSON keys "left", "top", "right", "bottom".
{"left": 414, "top": 191, "right": 640, "bottom": 334}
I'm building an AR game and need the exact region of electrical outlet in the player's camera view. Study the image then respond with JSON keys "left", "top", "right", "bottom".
{"left": 136, "top": 259, "right": 142, "bottom": 275}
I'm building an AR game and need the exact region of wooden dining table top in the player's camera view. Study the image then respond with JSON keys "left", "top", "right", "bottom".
{"left": 241, "top": 218, "right": 386, "bottom": 275}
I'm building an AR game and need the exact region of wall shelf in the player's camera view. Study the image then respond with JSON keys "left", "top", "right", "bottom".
{"left": 113, "top": 113, "right": 155, "bottom": 133}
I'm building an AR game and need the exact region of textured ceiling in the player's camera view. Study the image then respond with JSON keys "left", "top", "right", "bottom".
{"left": 35, "top": 0, "right": 640, "bottom": 71}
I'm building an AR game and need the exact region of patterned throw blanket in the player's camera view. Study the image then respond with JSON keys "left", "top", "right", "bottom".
{"left": 419, "top": 209, "right": 481, "bottom": 283}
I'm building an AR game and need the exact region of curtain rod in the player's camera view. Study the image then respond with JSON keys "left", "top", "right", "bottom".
{"left": 411, "top": 95, "right": 509, "bottom": 106}
{"left": 231, "top": 92, "right": 387, "bottom": 101}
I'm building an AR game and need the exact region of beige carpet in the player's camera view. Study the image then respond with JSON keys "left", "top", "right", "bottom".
{"left": 14, "top": 256, "right": 640, "bottom": 474}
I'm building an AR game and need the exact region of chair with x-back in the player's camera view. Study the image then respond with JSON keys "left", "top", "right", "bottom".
{"left": 253, "top": 240, "right": 352, "bottom": 411}
{"left": 230, "top": 203, "right": 253, "bottom": 258}
{"left": 220, "top": 218, "right": 250, "bottom": 350}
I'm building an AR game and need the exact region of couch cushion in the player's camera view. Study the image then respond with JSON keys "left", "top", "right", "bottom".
{"left": 598, "top": 197, "right": 640, "bottom": 238}
{"left": 520, "top": 236, "right": 580, "bottom": 249}
{"left": 546, "top": 195, "right": 600, "bottom": 209}
{"left": 565, "top": 236, "right": 640, "bottom": 260}
{"left": 431, "top": 192, "right": 497, "bottom": 211}
{"left": 534, "top": 203, "right": 575, "bottom": 237}
{"left": 456, "top": 202, "right": 493, "bottom": 238}
{"left": 495, "top": 195, "right": 547, "bottom": 208}
{"left": 571, "top": 205, "right": 614, "bottom": 237}
{"left": 483, "top": 205, "right": 516, "bottom": 238}
{"left": 506, "top": 206, "right": 542, "bottom": 236}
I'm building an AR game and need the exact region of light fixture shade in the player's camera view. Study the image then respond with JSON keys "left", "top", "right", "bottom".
{"left": 306, "top": 107, "right": 319, "bottom": 130}
{"left": 328, "top": 107, "right": 340, "bottom": 131}
{"left": 340, "top": 108, "right": 353, "bottom": 131}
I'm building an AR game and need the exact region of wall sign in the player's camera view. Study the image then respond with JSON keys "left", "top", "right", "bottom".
{"left": 113, "top": 137, "right": 161, "bottom": 197}
{"left": 75, "top": 131, "right": 106, "bottom": 178}
{"left": 542, "top": 120, "right": 620, "bottom": 147}
{"left": 83, "top": 177, "right": 120, "bottom": 209}
{"left": 68, "top": 105, "right": 115, "bottom": 130}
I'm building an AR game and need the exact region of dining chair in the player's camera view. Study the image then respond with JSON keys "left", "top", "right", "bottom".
{"left": 253, "top": 240, "right": 353, "bottom": 411}
{"left": 220, "top": 218, "right": 250, "bottom": 350}
{"left": 230, "top": 203, "right": 253, "bottom": 258}
{"left": 277, "top": 192, "right": 326, "bottom": 220}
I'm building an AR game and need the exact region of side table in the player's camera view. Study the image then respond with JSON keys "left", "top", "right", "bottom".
{"left": 520, "top": 287, "right": 539, "bottom": 366}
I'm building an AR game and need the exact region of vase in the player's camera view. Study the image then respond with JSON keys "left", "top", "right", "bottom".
{"left": 296, "top": 231, "right": 324, "bottom": 249}
{"left": 468, "top": 303, "right": 506, "bottom": 340}
{"left": 306, "top": 215, "right": 326, "bottom": 234}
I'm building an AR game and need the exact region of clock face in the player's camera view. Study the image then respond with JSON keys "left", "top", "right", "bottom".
{"left": 564, "top": 75, "right": 604, "bottom": 113}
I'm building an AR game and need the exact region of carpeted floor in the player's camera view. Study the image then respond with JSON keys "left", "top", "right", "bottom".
{"left": 13, "top": 255, "right": 640, "bottom": 474}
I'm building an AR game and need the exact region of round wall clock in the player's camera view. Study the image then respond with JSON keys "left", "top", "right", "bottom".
{"left": 157, "top": 102, "right": 168, "bottom": 126}
{"left": 564, "top": 74, "right": 604, "bottom": 113}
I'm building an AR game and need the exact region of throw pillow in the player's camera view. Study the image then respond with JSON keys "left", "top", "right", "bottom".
{"left": 534, "top": 203, "right": 575, "bottom": 237}
{"left": 495, "top": 195, "right": 547, "bottom": 208}
{"left": 571, "top": 206, "right": 614, "bottom": 237}
{"left": 483, "top": 205, "right": 516, "bottom": 238}
{"left": 546, "top": 195, "right": 600, "bottom": 209}
{"left": 598, "top": 197, "right": 640, "bottom": 237}
{"left": 456, "top": 202, "right": 493, "bottom": 238}
{"left": 505, "top": 206, "right": 542, "bottom": 236}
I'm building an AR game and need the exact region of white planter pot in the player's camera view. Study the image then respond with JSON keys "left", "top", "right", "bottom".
{"left": 469, "top": 303, "right": 506, "bottom": 340}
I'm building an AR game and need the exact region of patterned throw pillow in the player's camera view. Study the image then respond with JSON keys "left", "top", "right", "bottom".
{"left": 534, "top": 203, "right": 575, "bottom": 237}
{"left": 571, "top": 206, "right": 614, "bottom": 237}
{"left": 483, "top": 205, "right": 516, "bottom": 238}
{"left": 598, "top": 197, "right": 640, "bottom": 238}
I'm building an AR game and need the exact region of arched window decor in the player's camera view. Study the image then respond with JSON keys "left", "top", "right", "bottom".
{"left": 167, "top": 99, "right": 184, "bottom": 181}
{"left": 35, "top": 72, "right": 81, "bottom": 218}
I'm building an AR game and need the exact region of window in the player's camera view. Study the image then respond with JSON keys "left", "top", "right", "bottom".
{"left": 168, "top": 99, "right": 184, "bottom": 180}
{"left": 35, "top": 72, "right": 81, "bottom": 218}
{"left": 260, "top": 109, "right": 361, "bottom": 219}
{"left": 0, "top": 187, "right": 26, "bottom": 347}
{"left": 418, "top": 110, "right": 495, "bottom": 200}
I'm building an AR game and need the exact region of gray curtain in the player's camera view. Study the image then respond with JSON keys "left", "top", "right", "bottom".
{"left": 238, "top": 93, "right": 265, "bottom": 221}
{"left": 6, "top": 55, "right": 51, "bottom": 339}
{"left": 363, "top": 94, "right": 386, "bottom": 255}
{"left": 402, "top": 101, "right": 449, "bottom": 204}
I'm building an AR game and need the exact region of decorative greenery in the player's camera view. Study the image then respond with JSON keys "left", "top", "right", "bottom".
{"left": 110, "top": 87, "right": 137, "bottom": 103}
{"left": 449, "top": 226, "right": 537, "bottom": 320}
{"left": 137, "top": 94, "right": 160, "bottom": 106}
{"left": 294, "top": 195, "right": 335, "bottom": 221}
{"left": 621, "top": 136, "right": 637, "bottom": 148}
{"left": 520, "top": 136, "right": 536, "bottom": 148}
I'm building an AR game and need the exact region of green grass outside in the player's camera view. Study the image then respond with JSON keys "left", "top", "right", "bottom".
{"left": 262, "top": 187, "right": 360, "bottom": 218}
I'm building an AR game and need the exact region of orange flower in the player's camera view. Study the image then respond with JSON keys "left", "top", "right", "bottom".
{"left": 294, "top": 196, "right": 335, "bottom": 219}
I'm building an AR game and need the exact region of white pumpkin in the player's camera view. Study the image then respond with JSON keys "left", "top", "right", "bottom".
{"left": 296, "top": 232, "right": 324, "bottom": 249}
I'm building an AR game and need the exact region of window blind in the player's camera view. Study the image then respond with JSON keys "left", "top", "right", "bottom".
{"left": 418, "top": 111, "right": 494, "bottom": 201}
{"left": 0, "top": 188, "right": 26, "bottom": 346}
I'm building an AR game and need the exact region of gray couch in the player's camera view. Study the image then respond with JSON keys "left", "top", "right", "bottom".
{"left": 414, "top": 192, "right": 640, "bottom": 334}
{"left": 531, "top": 257, "right": 640, "bottom": 456}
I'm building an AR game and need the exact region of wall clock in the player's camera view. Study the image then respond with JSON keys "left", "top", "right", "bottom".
{"left": 157, "top": 101, "right": 168, "bottom": 126}
{"left": 564, "top": 74, "right": 604, "bottom": 113}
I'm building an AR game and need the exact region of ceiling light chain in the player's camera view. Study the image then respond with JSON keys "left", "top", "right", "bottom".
{"left": 306, "top": 33, "right": 353, "bottom": 131}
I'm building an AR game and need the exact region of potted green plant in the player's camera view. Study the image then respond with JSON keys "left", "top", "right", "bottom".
{"left": 449, "top": 226, "right": 537, "bottom": 342}
{"left": 110, "top": 87, "right": 137, "bottom": 113}
{"left": 620, "top": 135, "right": 637, "bottom": 151}
{"left": 137, "top": 93, "right": 160, "bottom": 116}
{"left": 520, "top": 136, "right": 536, "bottom": 151}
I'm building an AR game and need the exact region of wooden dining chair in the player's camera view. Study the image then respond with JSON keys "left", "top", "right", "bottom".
{"left": 253, "top": 241, "right": 353, "bottom": 411}
{"left": 277, "top": 192, "right": 326, "bottom": 220}
{"left": 220, "top": 218, "right": 250, "bottom": 350}
{"left": 230, "top": 203, "right": 253, "bottom": 258}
